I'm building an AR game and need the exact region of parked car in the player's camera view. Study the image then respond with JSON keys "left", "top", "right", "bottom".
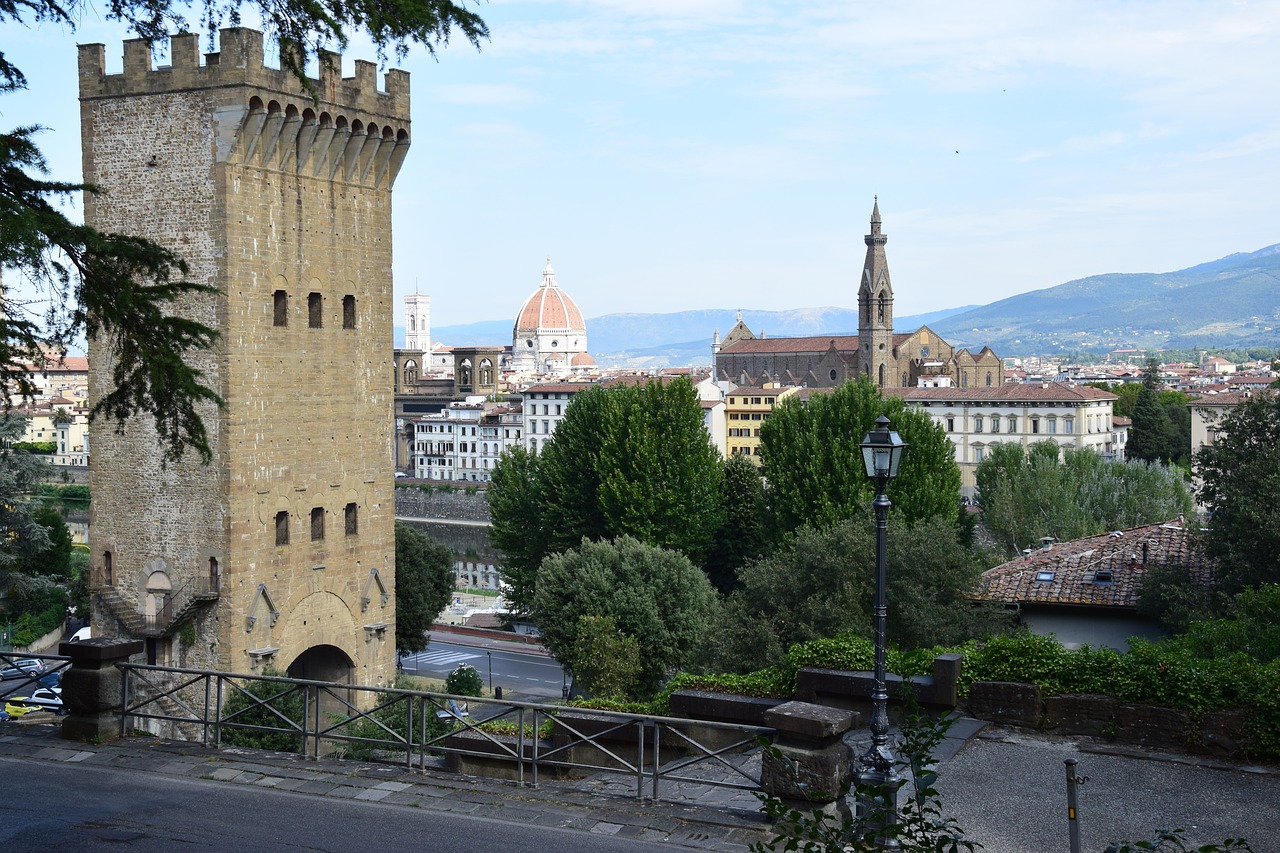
{"left": 5, "top": 688, "right": 63, "bottom": 717}
{"left": 0, "top": 708, "right": 10, "bottom": 722}
{"left": 38, "top": 670, "right": 63, "bottom": 688}
{"left": 0, "top": 658, "right": 46, "bottom": 680}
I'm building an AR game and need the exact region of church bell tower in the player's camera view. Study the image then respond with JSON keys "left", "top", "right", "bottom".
{"left": 858, "top": 198, "right": 895, "bottom": 387}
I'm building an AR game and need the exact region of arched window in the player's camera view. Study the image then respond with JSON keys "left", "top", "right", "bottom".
{"left": 878, "top": 363, "right": 885, "bottom": 386}
{"left": 479, "top": 358, "right": 493, "bottom": 386}
{"left": 273, "top": 290, "right": 288, "bottom": 327}
{"left": 342, "top": 295, "right": 356, "bottom": 329}
{"left": 985, "top": 371, "right": 992, "bottom": 387}
{"left": 403, "top": 359, "right": 418, "bottom": 384}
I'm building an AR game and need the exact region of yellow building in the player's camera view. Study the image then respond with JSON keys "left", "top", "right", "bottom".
{"left": 724, "top": 383, "right": 799, "bottom": 462}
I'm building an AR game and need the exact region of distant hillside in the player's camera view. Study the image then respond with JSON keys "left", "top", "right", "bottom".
{"left": 425, "top": 306, "right": 974, "bottom": 368}
{"left": 931, "top": 244, "right": 1280, "bottom": 356}
{"left": 406, "top": 244, "right": 1280, "bottom": 364}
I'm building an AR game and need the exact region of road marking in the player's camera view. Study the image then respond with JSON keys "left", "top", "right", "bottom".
{"left": 408, "top": 650, "right": 480, "bottom": 668}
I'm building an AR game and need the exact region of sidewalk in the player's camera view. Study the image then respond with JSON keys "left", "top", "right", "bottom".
{"left": 0, "top": 720, "right": 774, "bottom": 851}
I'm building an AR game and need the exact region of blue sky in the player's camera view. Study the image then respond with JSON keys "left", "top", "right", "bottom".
{"left": 4, "top": 0, "right": 1279, "bottom": 332}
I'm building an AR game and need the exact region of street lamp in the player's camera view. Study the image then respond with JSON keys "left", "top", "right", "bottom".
{"left": 856, "top": 414, "right": 907, "bottom": 847}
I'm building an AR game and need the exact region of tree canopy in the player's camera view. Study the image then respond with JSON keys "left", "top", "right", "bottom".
{"left": 976, "top": 442, "right": 1194, "bottom": 557}
{"left": 489, "top": 378, "right": 725, "bottom": 610}
{"left": 1, "top": 0, "right": 487, "bottom": 462}
{"left": 759, "top": 379, "right": 962, "bottom": 534}
{"left": 532, "top": 536, "right": 718, "bottom": 698}
{"left": 707, "top": 513, "right": 1008, "bottom": 673}
{"left": 393, "top": 522, "right": 455, "bottom": 655}
{"left": 1195, "top": 391, "right": 1280, "bottom": 593}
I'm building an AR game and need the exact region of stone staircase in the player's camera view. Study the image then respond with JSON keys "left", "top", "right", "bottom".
{"left": 94, "top": 578, "right": 220, "bottom": 639}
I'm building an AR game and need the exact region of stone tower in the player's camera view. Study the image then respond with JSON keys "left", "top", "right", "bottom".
{"left": 80, "top": 29, "right": 406, "bottom": 687}
{"left": 858, "top": 199, "right": 895, "bottom": 387}
{"left": 404, "top": 292, "right": 431, "bottom": 353}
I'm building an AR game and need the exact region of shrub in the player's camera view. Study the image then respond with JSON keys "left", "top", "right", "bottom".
{"left": 445, "top": 663, "right": 484, "bottom": 697}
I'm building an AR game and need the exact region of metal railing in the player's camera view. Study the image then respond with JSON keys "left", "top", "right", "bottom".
{"left": 0, "top": 651, "right": 72, "bottom": 695}
{"left": 117, "top": 662, "right": 773, "bottom": 801}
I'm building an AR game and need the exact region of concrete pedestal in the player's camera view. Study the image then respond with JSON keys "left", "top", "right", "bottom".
{"left": 58, "top": 638, "right": 144, "bottom": 743}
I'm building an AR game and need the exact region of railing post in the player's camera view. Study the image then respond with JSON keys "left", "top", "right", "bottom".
{"left": 652, "top": 721, "right": 661, "bottom": 801}
{"left": 531, "top": 708, "right": 540, "bottom": 789}
{"left": 406, "top": 695, "right": 414, "bottom": 770}
{"left": 517, "top": 706, "right": 526, "bottom": 787}
{"left": 57, "top": 638, "right": 144, "bottom": 744}
{"left": 636, "top": 719, "right": 645, "bottom": 799}
{"left": 1065, "top": 758, "right": 1086, "bottom": 853}
{"left": 214, "top": 675, "right": 224, "bottom": 748}
{"left": 203, "top": 674, "right": 212, "bottom": 747}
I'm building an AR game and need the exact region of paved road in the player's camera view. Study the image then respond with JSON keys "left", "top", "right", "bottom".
{"left": 401, "top": 638, "right": 567, "bottom": 699}
{"left": 935, "top": 729, "right": 1280, "bottom": 852}
{"left": 0, "top": 754, "right": 673, "bottom": 853}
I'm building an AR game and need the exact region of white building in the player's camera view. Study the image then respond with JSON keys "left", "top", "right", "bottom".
{"left": 898, "top": 383, "right": 1120, "bottom": 494}
{"left": 522, "top": 382, "right": 594, "bottom": 453}
{"left": 412, "top": 399, "right": 524, "bottom": 482}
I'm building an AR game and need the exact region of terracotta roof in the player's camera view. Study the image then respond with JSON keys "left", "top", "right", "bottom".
{"left": 522, "top": 382, "right": 595, "bottom": 394}
{"left": 895, "top": 384, "right": 1117, "bottom": 403}
{"left": 719, "top": 335, "right": 859, "bottom": 355}
{"left": 976, "top": 520, "right": 1213, "bottom": 610}
{"left": 513, "top": 260, "right": 586, "bottom": 332}
{"left": 570, "top": 352, "right": 596, "bottom": 367}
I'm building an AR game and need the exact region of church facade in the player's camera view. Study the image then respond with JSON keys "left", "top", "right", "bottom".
{"left": 714, "top": 203, "right": 1003, "bottom": 390}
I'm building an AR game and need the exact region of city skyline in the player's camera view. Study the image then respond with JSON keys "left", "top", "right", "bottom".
{"left": 3, "top": 1, "right": 1278, "bottom": 330}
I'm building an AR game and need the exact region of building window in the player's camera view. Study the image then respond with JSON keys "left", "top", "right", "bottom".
{"left": 946, "top": 417, "right": 955, "bottom": 432}
{"left": 273, "top": 290, "right": 288, "bottom": 327}
{"left": 1008, "top": 416, "right": 1017, "bottom": 433}
{"left": 275, "top": 511, "right": 289, "bottom": 546}
{"left": 311, "top": 507, "right": 325, "bottom": 541}
{"left": 1064, "top": 417, "right": 1074, "bottom": 434}
{"left": 103, "top": 550, "right": 114, "bottom": 586}
{"left": 975, "top": 446, "right": 985, "bottom": 463}
{"left": 1047, "top": 417, "right": 1058, "bottom": 435}
{"left": 974, "top": 416, "right": 983, "bottom": 433}
{"left": 308, "top": 292, "right": 322, "bottom": 328}
{"left": 345, "top": 503, "right": 358, "bottom": 536}
{"left": 343, "top": 295, "right": 356, "bottom": 329}
{"left": 986, "top": 371, "right": 992, "bottom": 387}
{"left": 1031, "top": 417, "right": 1040, "bottom": 434}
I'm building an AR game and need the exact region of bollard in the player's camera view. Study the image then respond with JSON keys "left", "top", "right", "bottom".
{"left": 1065, "top": 758, "right": 1088, "bottom": 853}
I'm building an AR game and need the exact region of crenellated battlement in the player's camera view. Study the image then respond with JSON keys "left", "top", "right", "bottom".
{"left": 78, "top": 28, "right": 410, "bottom": 125}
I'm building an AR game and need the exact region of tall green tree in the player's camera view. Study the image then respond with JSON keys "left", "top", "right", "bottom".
{"left": 490, "top": 378, "right": 725, "bottom": 609}
{"left": 24, "top": 503, "right": 73, "bottom": 578}
{"left": 1195, "top": 391, "right": 1280, "bottom": 593}
{"left": 710, "top": 514, "right": 1009, "bottom": 673}
{"left": 1, "top": 0, "right": 488, "bottom": 462}
{"left": 759, "top": 379, "right": 961, "bottom": 535}
{"left": 703, "top": 454, "right": 768, "bottom": 594}
{"left": 532, "top": 536, "right": 718, "bottom": 698}
{"left": 1127, "top": 358, "right": 1174, "bottom": 464}
{"left": 393, "top": 522, "right": 455, "bottom": 655}
{"left": 977, "top": 442, "right": 1194, "bottom": 557}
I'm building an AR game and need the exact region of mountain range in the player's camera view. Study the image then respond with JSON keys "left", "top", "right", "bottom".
{"left": 414, "top": 244, "right": 1280, "bottom": 367}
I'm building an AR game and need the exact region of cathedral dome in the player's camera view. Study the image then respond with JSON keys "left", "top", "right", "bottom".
{"left": 514, "top": 260, "right": 586, "bottom": 334}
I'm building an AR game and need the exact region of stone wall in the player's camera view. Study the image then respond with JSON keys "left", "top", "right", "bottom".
{"left": 394, "top": 486, "right": 492, "bottom": 524}
{"left": 966, "top": 681, "right": 1252, "bottom": 757}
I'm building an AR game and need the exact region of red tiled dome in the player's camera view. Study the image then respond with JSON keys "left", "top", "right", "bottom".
{"left": 514, "top": 260, "right": 586, "bottom": 333}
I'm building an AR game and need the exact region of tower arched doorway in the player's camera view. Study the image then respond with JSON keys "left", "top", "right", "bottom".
{"left": 287, "top": 644, "right": 355, "bottom": 684}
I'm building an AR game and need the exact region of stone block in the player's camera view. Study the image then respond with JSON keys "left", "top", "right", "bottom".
{"left": 760, "top": 739, "right": 853, "bottom": 805}
{"left": 1042, "top": 693, "right": 1118, "bottom": 736}
{"left": 1114, "top": 704, "right": 1191, "bottom": 750}
{"left": 764, "top": 701, "right": 856, "bottom": 746}
{"left": 666, "top": 689, "right": 785, "bottom": 728}
{"left": 966, "top": 681, "right": 1042, "bottom": 727}
{"left": 1198, "top": 708, "right": 1249, "bottom": 756}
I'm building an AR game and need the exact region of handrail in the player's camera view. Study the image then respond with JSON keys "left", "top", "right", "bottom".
{"left": 116, "top": 661, "right": 773, "bottom": 801}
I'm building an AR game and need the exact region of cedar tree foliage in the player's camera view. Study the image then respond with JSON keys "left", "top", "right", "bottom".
{"left": 0, "top": 0, "right": 487, "bottom": 462}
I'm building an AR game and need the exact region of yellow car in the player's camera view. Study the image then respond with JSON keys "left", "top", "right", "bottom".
{"left": 4, "top": 699, "right": 38, "bottom": 717}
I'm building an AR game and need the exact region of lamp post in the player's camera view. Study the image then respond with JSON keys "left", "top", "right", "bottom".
{"left": 856, "top": 414, "right": 907, "bottom": 848}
